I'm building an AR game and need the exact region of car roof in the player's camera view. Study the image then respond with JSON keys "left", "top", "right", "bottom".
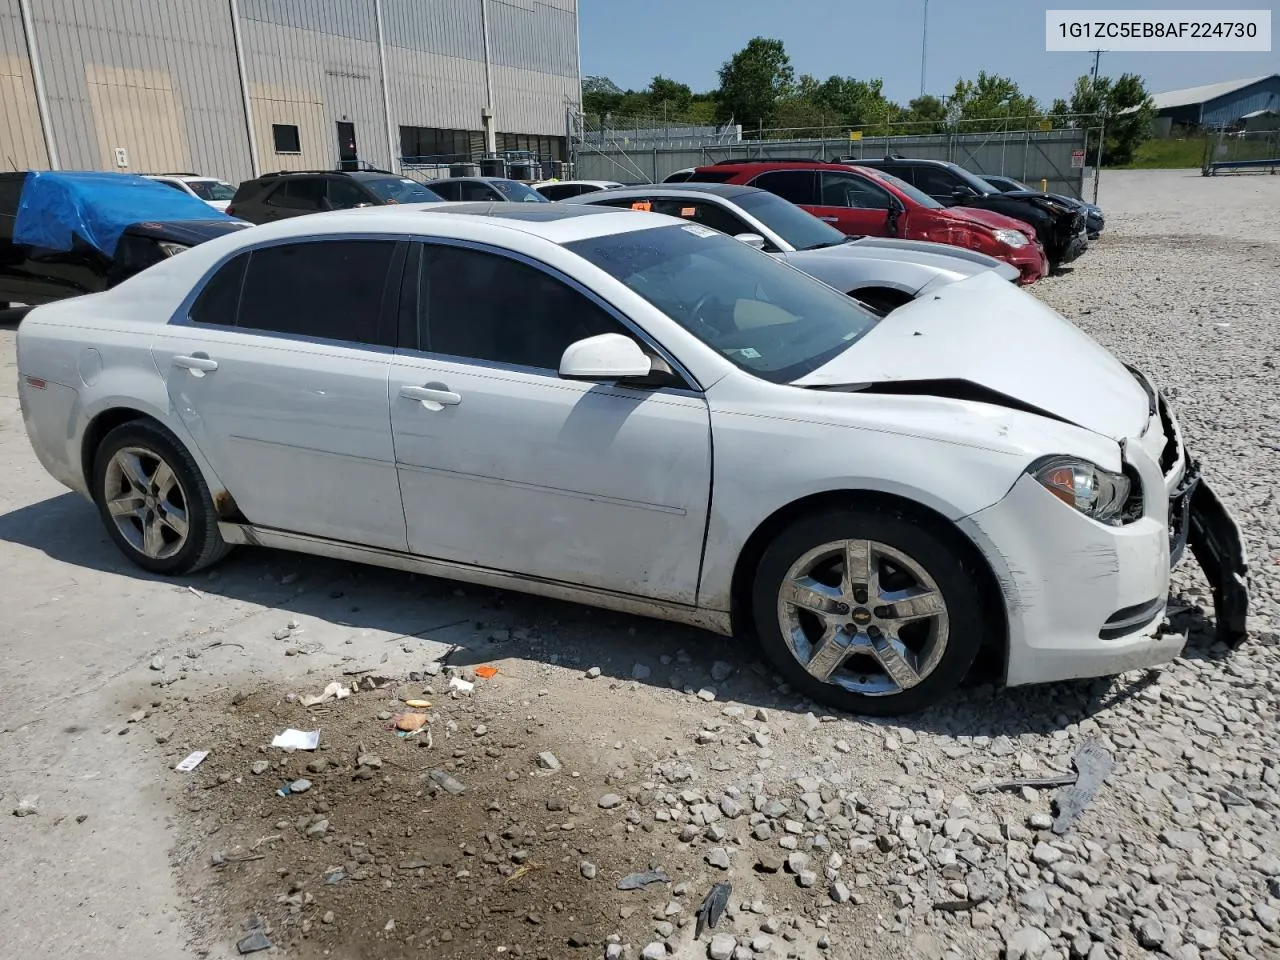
{"left": 854, "top": 157, "right": 950, "bottom": 167}
{"left": 427, "top": 176, "right": 523, "bottom": 185}
{"left": 538, "top": 179, "right": 624, "bottom": 187}
{"left": 698, "top": 159, "right": 835, "bottom": 172}
{"left": 146, "top": 174, "right": 223, "bottom": 182}
{"left": 580, "top": 182, "right": 763, "bottom": 201}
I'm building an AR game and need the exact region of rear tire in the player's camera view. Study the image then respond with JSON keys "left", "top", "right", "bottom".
{"left": 91, "top": 419, "right": 232, "bottom": 575}
{"left": 751, "top": 505, "right": 986, "bottom": 716}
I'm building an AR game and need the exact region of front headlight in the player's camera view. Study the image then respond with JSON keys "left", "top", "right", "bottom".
{"left": 992, "top": 229, "right": 1028, "bottom": 249}
{"left": 1031, "top": 456, "right": 1132, "bottom": 526}
{"left": 156, "top": 241, "right": 190, "bottom": 257}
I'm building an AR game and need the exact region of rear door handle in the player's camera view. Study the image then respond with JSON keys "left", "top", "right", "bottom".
{"left": 400, "top": 384, "right": 462, "bottom": 407}
{"left": 819, "top": 216, "right": 839, "bottom": 223}
{"left": 173, "top": 354, "right": 218, "bottom": 376}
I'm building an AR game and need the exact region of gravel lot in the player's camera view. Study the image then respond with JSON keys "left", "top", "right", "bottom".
{"left": 1, "top": 168, "right": 1278, "bottom": 960}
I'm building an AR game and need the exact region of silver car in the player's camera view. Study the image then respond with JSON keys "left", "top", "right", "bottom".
{"left": 564, "top": 183, "right": 1018, "bottom": 314}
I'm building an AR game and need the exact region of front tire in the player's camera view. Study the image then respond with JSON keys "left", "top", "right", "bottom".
{"left": 751, "top": 506, "right": 986, "bottom": 716}
{"left": 92, "top": 419, "right": 232, "bottom": 575}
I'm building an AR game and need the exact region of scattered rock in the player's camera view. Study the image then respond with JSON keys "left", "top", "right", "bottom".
{"left": 710, "top": 661, "right": 733, "bottom": 682}
{"left": 13, "top": 796, "right": 38, "bottom": 818}
{"left": 598, "top": 793, "right": 623, "bottom": 810}
{"left": 641, "top": 942, "right": 666, "bottom": 960}
{"left": 288, "top": 779, "right": 312, "bottom": 794}
{"left": 632, "top": 664, "right": 652, "bottom": 681}
{"left": 709, "top": 933, "right": 737, "bottom": 960}
{"left": 706, "top": 847, "right": 732, "bottom": 870}
{"left": 1005, "top": 927, "right": 1052, "bottom": 960}
{"left": 580, "top": 861, "right": 597, "bottom": 880}
{"left": 250, "top": 760, "right": 269, "bottom": 776}
{"left": 538, "top": 752, "right": 562, "bottom": 771}
{"left": 586, "top": 667, "right": 602, "bottom": 679}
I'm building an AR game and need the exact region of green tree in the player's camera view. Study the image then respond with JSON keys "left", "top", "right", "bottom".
{"left": 715, "top": 37, "right": 795, "bottom": 132}
{"left": 905, "top": 94, "right": 948, "bottom": 133}
{"left": 581, "top": 76, "right": 624, "bottom": 120}
{"left": 646, "top": 75, "right": 693, "bottom": 116}
{"left": 948, "top": 71, "right": 1040, "bottom": 131}
{"left": 1061, "top": 72, "right": 1153, "bottom": 164}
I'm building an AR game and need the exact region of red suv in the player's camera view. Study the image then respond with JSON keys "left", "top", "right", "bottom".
{"left": 683, "top": 160, "right": 1048, "bottom": 284}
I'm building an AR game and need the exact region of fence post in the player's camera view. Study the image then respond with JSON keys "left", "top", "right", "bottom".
{"left": 1093, "top": 115, "right": 1104, "bottom": 204}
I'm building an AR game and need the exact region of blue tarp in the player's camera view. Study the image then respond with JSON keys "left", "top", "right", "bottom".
{"left": 14, "top": 170, "right": 238, "bottom": 256}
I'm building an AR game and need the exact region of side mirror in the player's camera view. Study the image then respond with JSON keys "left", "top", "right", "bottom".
{"left": 950, "top": 186, "right": 974, "bottom": 201}
{"left": 734, "top": 233, "right": 767, "bottom": 250}
{"left": 559, "top": 333, "right": 652, "bottom": 381}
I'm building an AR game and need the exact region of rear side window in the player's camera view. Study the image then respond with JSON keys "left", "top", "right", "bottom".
{"left": 189, "top": 253, "right": 248, "bottom": 326}
{"left": 234, "top": 240, "right": 397, "bottom": 344}
{"left": 750, "top": 170, "right": 817, "bottom": 205}
{"left": 429, "top": 181, "right": 461, "bottom": 200}
{"left": 908, "top": 166, "right": 961, "bottom": 198}
{"left": 683, "top": 170, "right": 736, "bottom": 184}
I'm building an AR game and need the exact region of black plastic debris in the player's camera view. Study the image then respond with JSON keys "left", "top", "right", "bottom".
{"left": 236, "top": 931, "right": 271, "bottom": 954}
{"left": 970, "top": 773, "right": 1077, "bottom": 794}
{"left": 695, "top": 881, "right": 732, "bottom": 938}
{"left": 616, "top": 868, "right": 670, "bottom": 891}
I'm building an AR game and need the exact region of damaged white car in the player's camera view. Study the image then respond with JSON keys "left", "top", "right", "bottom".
{"left": 15, "top": 203, "right": 1249, "bottom": 715}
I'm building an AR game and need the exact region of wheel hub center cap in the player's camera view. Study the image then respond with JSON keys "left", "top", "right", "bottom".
{"left": 850, "top": 607, "right": 873, "bottom": 627}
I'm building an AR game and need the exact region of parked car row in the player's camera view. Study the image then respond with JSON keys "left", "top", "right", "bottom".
{"left": 15, "top": 199, "right": 1247, "bottom": 719}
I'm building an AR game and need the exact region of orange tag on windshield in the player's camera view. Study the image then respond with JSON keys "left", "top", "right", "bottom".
{"left": 681, "top": 207, "right": 696, "bottom": 217}
{"left": 631, "top": 201, "right": 651, "bottom": 212}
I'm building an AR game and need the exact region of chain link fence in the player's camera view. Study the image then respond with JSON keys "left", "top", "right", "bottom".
{"left": 1203, "top": 128, "right": 1280, "bottom": 175}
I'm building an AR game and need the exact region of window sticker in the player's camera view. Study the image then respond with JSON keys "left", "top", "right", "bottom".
{"left": 631, "top": 200, "right": 652, "bottom": 212}
{"left": 682, "top": 224, "right": 717, "bottom": 238}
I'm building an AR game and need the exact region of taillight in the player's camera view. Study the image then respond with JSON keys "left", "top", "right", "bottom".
{"left": 226, "top": 206, "right": 236, "bottom": 216}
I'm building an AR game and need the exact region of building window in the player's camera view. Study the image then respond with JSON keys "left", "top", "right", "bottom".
{"left": 399, "top": 126, "right": 476, "bottom": 162}
{"left": 272, "top": 124, "right": 301, "bottom": 153}
{"left": 496, "top": 133, "right": 566, "bottom": 161}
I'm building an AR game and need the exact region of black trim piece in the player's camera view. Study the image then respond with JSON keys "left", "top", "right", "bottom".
{"left": 1187, "top": 472, "right": 1250, "bottom": 646}
{"left": 1098, "top": 596, "right": 1165, "bottom": 640}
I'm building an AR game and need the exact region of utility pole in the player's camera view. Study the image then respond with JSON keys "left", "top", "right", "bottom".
{"left": 919, "top": 0, "right": 929, "bottom": 98}
{"left": 1090, "top": 50, "right": 1103, "bottom": 85}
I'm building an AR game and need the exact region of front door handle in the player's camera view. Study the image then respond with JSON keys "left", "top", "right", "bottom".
{"left": 819, "top": 216, "right": 839, "bottom": 223}
{"left": 400, "top": 384, "right": 462, "bottom": 408}
{"left": 174, "top": 354, "right": 218, "bottom": 376}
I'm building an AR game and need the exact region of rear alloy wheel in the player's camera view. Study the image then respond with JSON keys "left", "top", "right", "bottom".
{"left": 752, "top": 508, "right": 985, "bottom": 716}
{"left": 92, "top": 420, "right": 231, "bottom": 575}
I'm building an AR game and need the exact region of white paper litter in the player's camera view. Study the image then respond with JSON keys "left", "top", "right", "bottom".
{"left": 448, "top": 676, "right": 475, "bottom": 694}
{"left": 175, "top": 750, "right": 209, "bottom": 772}
{"left": 271, "top": 728, "right": 320, "bottom": 750}
{"left": 301, "top": 682, "right": 350, "bottom": 707}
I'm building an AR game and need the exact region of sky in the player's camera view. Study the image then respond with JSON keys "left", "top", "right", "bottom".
{"left": 578, "top": 0, "right": 1279, "bottom": 106}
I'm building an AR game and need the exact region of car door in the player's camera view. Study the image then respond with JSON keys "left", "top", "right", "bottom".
{"left": 327, "top": 177, "right": 375, "bottom": 210}
{"left": 150, "top": 237, "right": 408, "bottom": 549}
{"left": 808, "top": 171, "right": 895, "bottom": 237}
{"left": 427, "top": 181, "right": 461, "bottom": 201}
{"left": 387, "top": 240, "right": 712, "bottom": 604}
{"left": 909, "top": 165, "right": 966, "bottom": 205}
{"left": 259, "top": 178, "right": 327, "bottom": 221}
{"left": 458, "top": 181, "right": 503, "bottom": 201}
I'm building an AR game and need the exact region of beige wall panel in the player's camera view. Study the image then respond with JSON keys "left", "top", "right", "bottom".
{"left": 85, "top": 64, "right": 188, "bottom": 172}
{"left": 250, "top": 82, "right": 329, "bottom": 171}
{"left": 0, "top": 53, "right": 48, "bottom": 168}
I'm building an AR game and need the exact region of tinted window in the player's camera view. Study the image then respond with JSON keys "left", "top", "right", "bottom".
{"left": 868, "top": 171, "right": 943, "bottom": 209}
{"left": 490, "top": 179, "right": 546, "bottom": 202}
{"left": 537, "top": 183, "right": 579, "bottom": 200}
{"left": 749, "top": 170, "right": 817, "bottom": 205}
{"left": 459, "top": 181, "right": 500, "bottom": 201}
{"left": 189, "top": 253, "right": 248, "bottom": 326}
{"left": 362, "top": 178, "right": 441, "bottom": 204}
{"left": 568, "top": 225, "right": 878, "bottom": 383}
{"left": 912, "top": 165, "right": 964, "bottom": 199}
{"left": 265, "top": 178, "right": 327, "bottom": 210}
{"left": 236, "top": 240, "right": 396, "bottom": 344}
{"left": 648, "top": 199, "right": 752, "bottom": 238}
{"left": 419, "top": 244, "right": 625, "bottom": 370}
{"left": 155, "top": 179, "right": 189, "bottom": 195}
{"left": 187, "top": 180, "right": 236, "bottom": 201}
{"left": 819, "top": 172, "right": 892, "bottom": 209}
{"left": 328, "top": 178, "right": 371, "bottom": 209}
{"left": 428, "top": 180, "right": 461, "bottom": 201}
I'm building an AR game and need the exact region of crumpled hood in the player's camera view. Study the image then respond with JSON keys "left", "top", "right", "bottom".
{"left": 941, "top": 205, "right": 1039, "bottom": 239}
{"left": 793, "top": 271, "right": 1149, "bottom": 440}
{"left": 808, "top": 236, "right": 1019, "bottom": 281}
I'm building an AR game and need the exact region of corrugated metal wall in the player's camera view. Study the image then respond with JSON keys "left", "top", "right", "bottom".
{"left": 1, "top": 0, "right": 579, "bottom": 180}
{"left": 0, "top": 1, "right": 49, "bottom": 168}
{"left": 1202, "top": 77, "right": 1280, "bottom": 127}
{"left": 574, "top": 129, "right": 1093, "bottom": 199}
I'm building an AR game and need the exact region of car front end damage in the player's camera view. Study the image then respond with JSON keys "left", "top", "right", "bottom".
{"left": 959, "top": 372, "right": 1248, "bottom": 687}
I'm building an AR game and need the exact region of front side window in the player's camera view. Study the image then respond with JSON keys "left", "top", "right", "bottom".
{"left": 187, "top": 180, "right": 236, "bottom": 201}
{"left": 327, "top": 179, "right": 371, "bottom": 209}
{"left": 459, "top": 181, "right": 502, "bottom": 201}
{"left": 647, "top": 199, "right": 753, "bottom": 238}
{"left": 490, "top": 179, "right": 547, "bottom": 202}
{"left": 537, "top": 183, "right": 579, "bottom": 200}
{"left": 749, "top": 170, "right": 818, "bottom": 206}
{"left": 265, "top": 178, "right": 326, "bottom": 211}
{"left": 819, "top": 172, "right": 892, "bottom": 210}
{"left": 428, "top": 180, "right": 461, "bottom": 201}
{"left": 416, "top": 244, "right": 625, "bottom": 370}
{"left": 733, "top": 190, "right": 846, "bottom": 251}
{"left": 228, "top": 240, "right": 396, "bottom": 344}
{"left": 568, "top": 225, "right": 879, "bottom": 384}
{"left": 867, "top": 171, "right": 943, "bottom": 209}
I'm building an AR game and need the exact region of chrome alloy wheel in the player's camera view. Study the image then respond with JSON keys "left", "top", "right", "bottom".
{"left": 776, "top": 539, "right": 950, "bottom": 697}
{"left": 103, "top": 446, "right": 190, "bottom": 560}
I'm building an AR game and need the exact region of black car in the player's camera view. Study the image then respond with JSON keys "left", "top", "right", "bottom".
{"left": 848, "top": 157, "right": 1088, "bottom": 269}
{"left": 0, "top": 171, "right": 250, "bottom": 317}
{"left": 983, "top": 174, "right": 1104, "bottom": 240}
{"left": 227, "top": 170, "right": 442, "bottom": 224}
{"left": 425, "top": 176, "right": 549, "bottom": 202}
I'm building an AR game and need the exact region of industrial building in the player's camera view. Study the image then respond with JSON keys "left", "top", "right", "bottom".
{"left": 1148, "top": 74, "right": 1280, "bottom": 134}
{"left": 0, "top": 0, "right": 580, "bottom": 182}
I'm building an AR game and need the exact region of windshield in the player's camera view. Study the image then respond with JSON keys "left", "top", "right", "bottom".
{"left": 734, "top": 190, "right": 846, "bottom": 251}
{"left": 363, "top": 178, "right": 442, "bottom": 203}
{"left": 187, "top": 180, "right": 236, "bottom": 201}
{"left": 872, "top": 171, "right": 943, "bottom": 209}
{"left": 567, "top": 224, "right": 879, "bottom": 383}
{"left": 491, "top": 179, "right": 547, "bottom": 202}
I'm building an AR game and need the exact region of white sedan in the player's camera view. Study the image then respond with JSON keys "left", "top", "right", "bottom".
{"left": 15, "top": 203, "right": 1248, "bottom": 715}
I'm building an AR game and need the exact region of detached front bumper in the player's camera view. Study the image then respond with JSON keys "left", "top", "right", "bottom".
{"left": 1005, "top": 241, "right": 1049, "bottom": 285}
{"left": 960, "top": 391, "right": 1249, "bottom": 688}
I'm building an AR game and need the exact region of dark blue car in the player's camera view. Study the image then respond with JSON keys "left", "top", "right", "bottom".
{"left": 982, "top": 174, "right": 1104, "bottom": 240}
